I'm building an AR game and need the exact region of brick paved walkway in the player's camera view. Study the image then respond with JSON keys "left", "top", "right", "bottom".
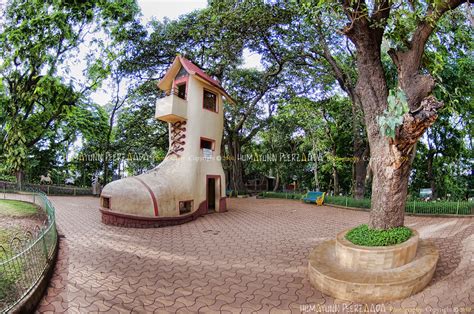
{"left": 37, "top": 197, "right": 473, "bottom": 313}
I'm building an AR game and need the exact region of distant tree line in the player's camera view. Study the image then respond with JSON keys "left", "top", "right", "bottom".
{"left": 0, "top": 0, "right": 472, "bottom": 218}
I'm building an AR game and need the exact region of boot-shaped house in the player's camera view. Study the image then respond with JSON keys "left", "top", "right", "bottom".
{"left": 100, "top": 56, "right": 233, "bottom": 227}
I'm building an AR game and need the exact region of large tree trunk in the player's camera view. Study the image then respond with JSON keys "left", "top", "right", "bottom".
{"left": 103, "top": 112, "right": 115, "bottom": 186}
{"left": 350, "top": 33, "right": 406, "bottom": 229}
{"left": 427, "top": 152, "right": 437, "bottom": 199}
{"left": 16, "top": 170, "right": 24, "bottom": 190}
{"left": 312, "top": 139, "right": 320, "bottom": 190}
{"left": 365, "top": 95, "right": 442, "bottom": 229}
{"left": 332, "top": 164, "right": 339, "bottom": 195}
{"left": 331, "top": 147, "right": 340, "bottom": 195}
{"left": 353, "top": 141, "right": 369, "bottom": 199}
{"left": 340, "top": 0, "right": 454, "bottom": 229}
{"left": 227, "top": 135, "right": 246, "bottom": 191}
{"left": 350, "top": 95, "right": 369, "bottom": 199}
{"left": 368, "top": 140, "right": 413, "bottom": 229}
{"left": 273, "top": 169, "right": 280, "bottom": 192}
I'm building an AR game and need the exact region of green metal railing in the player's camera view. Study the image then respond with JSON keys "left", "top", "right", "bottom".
{"left": 324, "top": 196, "right": 474, "bottom": 215}
{"left": 324, "top": 195, "right": 473, "bottom": 215}
{"left": 0, "top": 190, "right": 58, "bottom": 313}
{"left": 261, "top": 192, "right": 474, "bottom": 216}
{"left": 0, "top": 181, "right": 92, "bottom": 196}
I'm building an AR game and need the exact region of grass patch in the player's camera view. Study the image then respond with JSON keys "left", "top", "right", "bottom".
{"left": 345, "top": 224, "right": 413, "bottom": 247}
{"left": 0, "top": 200, "right": 38, "bottom": 217}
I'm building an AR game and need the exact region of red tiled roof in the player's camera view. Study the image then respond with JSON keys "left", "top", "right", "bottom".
{"left": 158, "top": 55, "right": 233, "bottom": 103}
{"left": 178, "top": 56, "right": 222, "bottom": 88}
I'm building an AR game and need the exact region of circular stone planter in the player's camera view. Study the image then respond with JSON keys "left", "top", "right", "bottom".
{"left": 335, "top": 229, "right": 419, "bottom": 270}
{"left": 307, "top": 228, "right": 439, "bottom": 303}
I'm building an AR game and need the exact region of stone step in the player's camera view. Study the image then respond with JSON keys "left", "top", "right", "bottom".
{"left": 308, "top": 239, "right": 439, "bottom": 303}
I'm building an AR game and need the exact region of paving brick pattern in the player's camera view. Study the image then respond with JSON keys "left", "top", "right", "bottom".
{"left": 37, "top": 197, "right": 473, "bottom": 313}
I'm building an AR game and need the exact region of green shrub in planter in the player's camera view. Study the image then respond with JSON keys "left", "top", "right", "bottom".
{"left": 345, "top": 224, "right": 412, "bottom": 246}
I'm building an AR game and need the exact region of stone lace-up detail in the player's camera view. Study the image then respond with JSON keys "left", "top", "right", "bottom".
{"left": 168, "top": 121, "right": 186, "bottom": 157}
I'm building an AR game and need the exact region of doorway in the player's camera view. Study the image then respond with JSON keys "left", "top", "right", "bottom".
{"left": 207, "top": 177, "right": 216, "bottom": 213}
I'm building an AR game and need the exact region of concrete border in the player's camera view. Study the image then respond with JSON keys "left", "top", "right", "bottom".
{"left": 308, "top": 239, "right": 439, "bottom": 303}
{"left": 100, "top": 201, "right": 209, "bottom": 228}
{"left": 335, "top": 229, "right": 419, "bottom": 270}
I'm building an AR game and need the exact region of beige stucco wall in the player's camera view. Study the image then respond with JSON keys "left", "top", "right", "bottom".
{"left": 101, "top": 73, "right": 226, "bottom": 218}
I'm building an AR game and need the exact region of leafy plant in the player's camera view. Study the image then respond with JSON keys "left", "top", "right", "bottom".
{"left": 3, "top": 125, "right": 27, "bottom": 175}
{"left": 0, "top": 174, "right": 16, "bottom": 183}
{"left": 345, "top": 224, "right": 412, "bottom": 247}
{"left": 377, "top": 88, "right": 409, "bottom": 139}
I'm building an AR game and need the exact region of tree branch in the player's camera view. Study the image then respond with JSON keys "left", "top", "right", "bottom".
{"left": 394, "top": 96, "right": 443, "bottom": 154}
{"left": 388, "top": 0, "right": 466, "bottom": 109}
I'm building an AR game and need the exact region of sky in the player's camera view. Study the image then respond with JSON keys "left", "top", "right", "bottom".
{"left": 89, "top": 0, "right": 262, "bottom": 106}
{"left": 138, "top": 0, "right": 207, "bottom": 22}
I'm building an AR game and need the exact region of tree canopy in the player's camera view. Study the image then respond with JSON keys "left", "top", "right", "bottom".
{"left": 0, "top": 0, "right": 472, "bottom": 227}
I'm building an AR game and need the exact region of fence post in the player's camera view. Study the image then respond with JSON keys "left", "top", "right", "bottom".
{"left": 47, "top": 186, "right": 50, "bottom": 195}
{"left": 42, "top": 233, "right": 49, "bottom": 261}
{"left": 74, "top": 188, "right": 76, "bottom": 196}
{"left": 345, "top": 197, "right": 348, "bottom": 207}
{"left": 413, "top": 200, "right": 416, "bottom": 214}
{"left": 456, "top": 201, "right": 460, "bottom": 215}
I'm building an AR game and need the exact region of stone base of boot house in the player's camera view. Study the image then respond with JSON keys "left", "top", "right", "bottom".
{"left": 308, "top": 229, "right": 439, "bottom": 303}
{"left": 100, "top": 197, "right": 227, "bottom": 228}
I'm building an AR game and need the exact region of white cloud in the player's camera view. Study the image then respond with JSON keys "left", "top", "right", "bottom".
{"left": 242, "top": 49, "right": 263, "bottom": 70}
{"left": 137, "top": 0, "right": 208, "bottom": 23}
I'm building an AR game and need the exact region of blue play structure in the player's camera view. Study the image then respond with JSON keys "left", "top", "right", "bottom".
{"left": 302, "top": 191, "right": 326, "bottom": 205}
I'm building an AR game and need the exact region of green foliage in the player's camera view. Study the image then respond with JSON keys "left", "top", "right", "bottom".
{"left": 0, "top": 0, "right": 140, "bottom": 185}
{"left": 248, "top": 96, "right": 354, "bottom": 193}
{"left": 113, "top": 92, "right": 168, "bottom": 176}
{"left": 345, "top": 224, "right": 413, "bottom": 247}
{"left": 377, "top": 88, "right": 409, "bottom": 139}
{"left": 3, "top": 125, "right": 27, "bottom": 173}
{"left": 0, "top": 174, "right": 16, "bottom": 183}
{"left": 325, "top": 195, "right": 371, "bottom": 209}
{"left": 262, "top": 192, "right": 305, "bottom": 199}
{"left": 409, "top": 9, "right": 473, "bottom": 201}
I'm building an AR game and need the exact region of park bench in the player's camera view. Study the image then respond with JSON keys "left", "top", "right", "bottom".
{"left": 302, "top": 191, "right": 326, "bottom": 205}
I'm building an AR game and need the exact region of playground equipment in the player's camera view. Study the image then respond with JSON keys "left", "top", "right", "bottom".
{"left": 100, "top": 56, "right": 233, "bottom": 227}
{"left": 302, "top": 191, "right": 326, "bottom": 205}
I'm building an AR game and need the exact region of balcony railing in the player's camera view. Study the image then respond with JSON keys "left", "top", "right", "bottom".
{"left": 155, "top": 88, "right": 187, "bottom": 123}
{"left": 164, "top": 87, "right": 187, "bottom": 99}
